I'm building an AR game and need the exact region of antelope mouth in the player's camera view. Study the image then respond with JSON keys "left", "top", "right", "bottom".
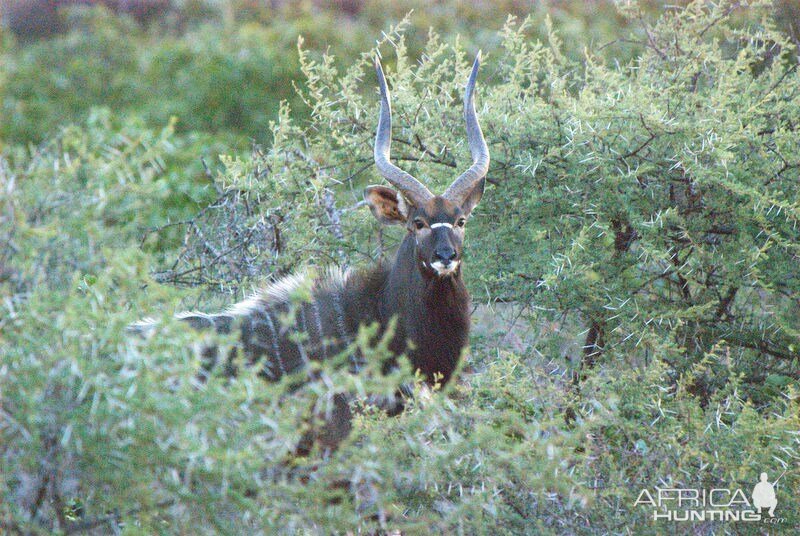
{"left": 431, "top": 260, "right": 460, "bottom": 276}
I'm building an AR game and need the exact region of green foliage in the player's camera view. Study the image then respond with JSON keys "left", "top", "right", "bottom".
{"left": 2, "top": 1, "right": 800, "bottom": 534}
{"left": 1, "top": 6, "right": 317, "bottom": 144}
{"left": 0, "top": 1, "right": 652, "bottom": 147}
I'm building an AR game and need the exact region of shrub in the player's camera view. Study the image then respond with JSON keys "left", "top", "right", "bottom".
{"left": 270, "top": 0, "right": 800, "bottom": 402}
{"left": 1, "top": 6, "right": 312, "bottom": 144}
{"left": 0, "top": 1, "right": 651, "bottom": 146}
{"left": 2, "top": 1, "right": 799, "bottom": 533}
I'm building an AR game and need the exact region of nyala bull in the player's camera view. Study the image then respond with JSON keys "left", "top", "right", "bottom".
{"left": 133, "top": 54, "right": 490, "bottom": 454}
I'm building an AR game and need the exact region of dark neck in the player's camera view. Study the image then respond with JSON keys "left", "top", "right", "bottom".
{"left": 381, "top": 233, "right": 471, "bottom": 385}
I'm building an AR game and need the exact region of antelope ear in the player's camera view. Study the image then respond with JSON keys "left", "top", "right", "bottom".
{"left": 459, "top": 177, "right": 485, "bottom": 217}
{"left": 364, "top": 185, "right": 410, "bottom": 225}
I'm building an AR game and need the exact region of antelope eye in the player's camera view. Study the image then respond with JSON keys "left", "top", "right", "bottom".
{"left": 456, "top": 218, "right": 466, "bottom": 228}
{"left": 414, "top": 219, "right": 426, "bottom": 230}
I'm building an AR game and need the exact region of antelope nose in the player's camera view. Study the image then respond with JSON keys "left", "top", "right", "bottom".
{"left": 434, "top": 246, "right": 457, "bottom": 263}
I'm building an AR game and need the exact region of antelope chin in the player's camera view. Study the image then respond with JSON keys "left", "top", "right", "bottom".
{"left": 431, "top": 260, "right": 460, "bottom": 277}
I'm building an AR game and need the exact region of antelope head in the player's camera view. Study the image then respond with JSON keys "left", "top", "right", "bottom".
{"left": 365, "top": 53, "right": 490, "bottom": 278}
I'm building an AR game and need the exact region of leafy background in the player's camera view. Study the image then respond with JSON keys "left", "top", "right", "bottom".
{"left": 1, "top": 1, "right": 799, "bottom": 534}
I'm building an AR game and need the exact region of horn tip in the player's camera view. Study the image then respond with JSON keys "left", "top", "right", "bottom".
{"left": 469, "top": 51, "right": 481, "bottom": 80}
{"left": 472, "top": 50, "right": 482, "bottom": 69}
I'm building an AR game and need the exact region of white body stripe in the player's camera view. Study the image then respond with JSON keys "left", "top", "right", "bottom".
{"left": 430, "top": 222, "right": 453, "bottom": 229}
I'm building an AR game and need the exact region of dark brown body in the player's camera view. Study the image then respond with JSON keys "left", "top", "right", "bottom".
{"left": 150, "top": 235, "right": 471, "bottom": 456}
{"left": 176, "top": 232, "right": 471, "bottom": 390}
